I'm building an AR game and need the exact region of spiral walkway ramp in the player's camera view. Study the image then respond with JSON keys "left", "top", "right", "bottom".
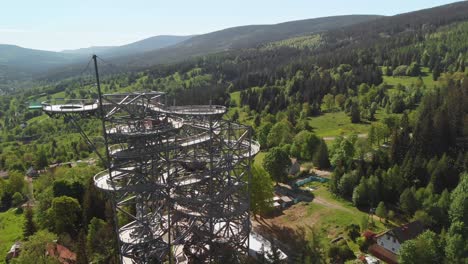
{"left": 42, "top": 91, "right": 259, "bottom": 263}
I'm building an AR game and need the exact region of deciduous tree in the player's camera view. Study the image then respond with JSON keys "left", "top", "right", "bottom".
{"left": 250, "top": 165, "right": 274, "bottom": 217}
{"left": 375, "top": 201, "right": 387, "bottom": 222}
{"left": 48, "top": 196, "right": 82, "bottom": 236}
{"left": 263, "top": 147, "right": 291, "bottom": 184}
{"left": 399, "top": 231, "right": 443, "bottom": 264}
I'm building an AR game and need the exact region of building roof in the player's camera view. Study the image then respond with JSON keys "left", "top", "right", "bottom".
{"left": 0, "top": 170, "right": 9, "bottom": 179}
{"left": 369, "top": 244, "right": 398, "bottom": 264}
{"left": 26, "top": 166, "right": 38, "bottom": 176}
{"left": 280, "top": 196, "right": 293, "bottom": 203}
{"left": 6, "top": 242, "right": 21, "bottom": 260}
{"left": 377, "top": 221, "right": 425, "bottom": 243}
{"left": 364, "top": 255, "right": 380, "bottom": 264}
{"left": 362, "top": 230, "right": 377, "bottom": 240}
{"left": 46, "top": 243, "right": 76, "bottom": 264}
{"left": 8, "top": 242, "right": 21, "bottom": 254}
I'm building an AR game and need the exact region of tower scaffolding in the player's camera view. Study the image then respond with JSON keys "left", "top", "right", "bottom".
{"left": 42, "top": 87, "right": 259, "bottom": 262}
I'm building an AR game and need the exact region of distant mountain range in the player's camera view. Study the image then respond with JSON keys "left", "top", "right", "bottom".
{"left": 0, "top": 15, "right": 381, "bottom": 84}
{"left": 0, "top": 44, "right": 80, "bottom": 73}
{"left": 61, "top": 35, "right": 193, "bottom": 57}
{"left": 116, "top": 15, "right": 382, "bottom": 67}
{"left": 2, "top": 0, "right": 468, "bottom": 87}
{"left": 0, "top": 35, "right": 192, "bottom": 76}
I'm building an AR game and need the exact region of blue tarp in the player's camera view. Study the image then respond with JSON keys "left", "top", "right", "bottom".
{"left": 294, "top": 175, "right": 329, "bottom": 187}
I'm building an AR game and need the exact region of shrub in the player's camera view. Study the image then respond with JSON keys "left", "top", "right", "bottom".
{"left": 346, "top": 224, "right": 360, "bottom": 241}
{"left": 393, "top": 65, "right": 409, "bottom": 76}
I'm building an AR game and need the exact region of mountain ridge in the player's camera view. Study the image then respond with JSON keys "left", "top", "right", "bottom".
{"left": 116, "top": 15, "right": 382, "bottom": 67}
{"left": 61, "top": 35, "right": 193, "bottom": 57}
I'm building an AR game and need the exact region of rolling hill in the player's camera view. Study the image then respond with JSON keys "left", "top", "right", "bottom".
{"left": 0, "top": 44, "right": 80, "bottom": 73}
{"left": 39, "top": 15, "right": 382, "bottom": 81}
{"left": 0, "top": 35, "right": 193, "bottom": 86}
{"left": 115, "top": 15, "right": 382, "bottom": 67}
{"left": 62, "top": 35, "right": 193, "bottom": 57}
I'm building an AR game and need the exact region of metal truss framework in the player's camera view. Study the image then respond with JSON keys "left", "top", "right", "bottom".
{"left": 42, "top": 91, "right": 260, "bottom": 264}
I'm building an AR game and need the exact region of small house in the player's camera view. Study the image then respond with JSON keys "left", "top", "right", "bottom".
{"left": 369, "top": 221, "right": 425, "bottom": 264}
{"left": 273, "top": 196, "right": 281, "bottom": 209}
{"left": 272, "top": 195, "right": 294, "bottom": 210}
{"left": 279, "top": 196, "right": 293, "bottom": 207}
{"left": 5, "top": 242, "right": 21, "bottom": 263}
{"left": 26, "top": 167, "right": 39, "bottom": 178}
{"left": 0, "top": 170, "right": 9, "bottom": 179}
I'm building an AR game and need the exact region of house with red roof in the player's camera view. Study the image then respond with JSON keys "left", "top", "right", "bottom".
{"left": 46, "top": 243, "right": 77, "bottom": 264}
{"left": 368, "top": 221, "right": 425, "bottom": 264}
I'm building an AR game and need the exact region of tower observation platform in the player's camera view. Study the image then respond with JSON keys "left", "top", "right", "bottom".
{"left": 42, "top": 91, "right": 260, "bottom": 263}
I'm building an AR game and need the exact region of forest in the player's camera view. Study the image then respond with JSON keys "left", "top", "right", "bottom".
{"left": 0, "top": 2, "right": 467, "bottom": 264}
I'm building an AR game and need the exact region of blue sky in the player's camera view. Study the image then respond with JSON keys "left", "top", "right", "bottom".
{"left": 0, "top": 0, "right": 460, "bottom": 51}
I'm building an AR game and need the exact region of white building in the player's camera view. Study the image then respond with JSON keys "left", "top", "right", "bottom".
{"left": 370, "top": 221, "right": 425, "bottom": 264}
{"left": 375, "top": 221, "right": 424, "bottom": 254}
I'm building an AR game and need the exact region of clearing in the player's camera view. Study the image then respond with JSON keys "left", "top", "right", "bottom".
{"left": 382, "top": 67, "right": 437, "bottom": 89}
{"left": 253, "top": 184, "right": 386, "bottom": 256}
{"left": 0, "top": 209, "right": 24, "bottom": 263}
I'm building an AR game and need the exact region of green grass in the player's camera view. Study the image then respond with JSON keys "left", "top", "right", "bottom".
{"left": 308, "top": 108, "right": 402, "bottom": 139}
{"left": 230, "top": 91, "right": 241, "bottom": 106}
{"left": 254, "top": 152, "right": 266, "bottom": 167}
{"left": 263, "top": 34, "right": 322, "bottom": 50}
{"left": 314, "top": 186, "right": 385, "bottom": 228}
{"left": 303, "top": 186, "right": 386, "bottom": 247}
{"left": 382, "top": 67, "right": 437, "bottom": 89}
{"left": 26, "top": 114, "right": 49, "bottom": 125}
{"left": 308, "top": 112, "right": 370, "bottom": 138}
{"left": 0, "top": 209, "right": 24, "bottom": 263}
{"left": 36, "top": 91, "right": 67, "bottom": 102}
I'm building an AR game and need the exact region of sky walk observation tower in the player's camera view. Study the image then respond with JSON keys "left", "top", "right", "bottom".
{"left": 41, "top": 56, "right": 260, "bottom": 263}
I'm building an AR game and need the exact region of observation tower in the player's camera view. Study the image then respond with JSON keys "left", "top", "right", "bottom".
{"left": 41, "top": 56, "right": 259, "bottom": 263}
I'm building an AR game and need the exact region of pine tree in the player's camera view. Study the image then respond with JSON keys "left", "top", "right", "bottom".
{"left": 400, "top": 188, "right": 418, "bottom": 216}
{"left": 375, "top": 201, "right": 387, "bottom": 222}
{"left": 76, "top": 230, "right": 89, "bottom": 264}
{"left": 432, "top": 63, "right": 441, "bottom": 81}
{"left": 23, "top": 208, "right": 37, "bottom": 239}
{"left": 350, "top": 103, "right": 361, "bottom": 123}
{"left": 313, "top": 140, "right": 331, "bottom": 169}
{"left": 34, "top": 148, "right": 48, "bottom": 169}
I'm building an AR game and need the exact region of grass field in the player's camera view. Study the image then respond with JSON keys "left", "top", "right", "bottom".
{"left": 0, "top": 209, "right": 24, "bottom": 263}
{"left": 35, "top": 91, "right": 67, "bottom": 103}
{"left": 308, "top": 112, "right": 371, "bottom": 138}
{"left": 228, "top": 91, "right": 401, "bottom": 140}
{"left": 382, "top": 67, "right": 437, "bottom": 89}
{"left": 259, "top": 184, "right": 386, "bottom": 256}
{"left": 254, "top": 152, "right": 266, "bottom": 167}
{"left": 308, "top": 109, "right": 402, "bottom": 139}
{"left": 308, "top": 68, "right": 437, "bottom": 139}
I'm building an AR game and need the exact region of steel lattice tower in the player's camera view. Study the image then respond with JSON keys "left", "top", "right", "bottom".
{"left": 41, "top": 57, "right": 259, "bottom": 264}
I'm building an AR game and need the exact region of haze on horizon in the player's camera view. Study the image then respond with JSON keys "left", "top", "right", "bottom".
{"left": 0, "top": 0, "right": 461, "bottom": 52}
